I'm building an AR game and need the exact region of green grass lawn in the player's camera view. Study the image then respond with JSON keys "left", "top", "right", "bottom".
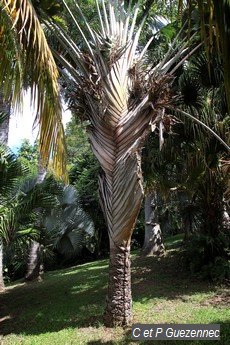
{"left": 0, "top": 240, "right": 229, "bottom": 344}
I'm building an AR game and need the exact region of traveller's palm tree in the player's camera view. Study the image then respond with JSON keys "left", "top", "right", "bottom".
{"left": 47, "top": 0, "right": 201, "bottom": 326}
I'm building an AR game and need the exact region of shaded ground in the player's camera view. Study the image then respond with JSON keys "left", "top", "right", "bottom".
{"left": 0, "top": 238, "right": 229, "bottom": 344}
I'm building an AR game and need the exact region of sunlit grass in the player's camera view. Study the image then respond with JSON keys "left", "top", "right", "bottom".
{"left": 0, "top": 237, "right": 229, "bottom": 345}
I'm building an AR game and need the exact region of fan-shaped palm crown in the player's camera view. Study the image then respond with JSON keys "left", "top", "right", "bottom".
{"left": 51, "top": 0, "right": 183, "bottom": 245}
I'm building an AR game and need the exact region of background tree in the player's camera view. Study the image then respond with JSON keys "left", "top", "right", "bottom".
{"left": 66, "top": 117, "right": 109, "bottom": 257}
{"left": 176, "top": 50, "right": 230, "bottom": 280}
{"left": 0, "top": 96, "right": 10, "bottom": 145}
{"left": 0, "top": 146, "right": 28, "bottom": 291}
{"left": 25, "top": 179, "right": 94, "bottom": 281}
{"left": 142, "top": 191, "right": 165, "bottom": 256}
{"left": 17, "top": 140, "right": 39, "bottom": 176}
{"left": 142, "top": 44, "right": 229, "bottom": 280}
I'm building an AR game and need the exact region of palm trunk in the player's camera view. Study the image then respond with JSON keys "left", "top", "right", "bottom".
{"left": 104, "top": 241, "right": 132, "bottom": 327}
{"left": 25, "top": 241, "right": 43, "bottom": 281}
{"left": 0, "top": 241, "right": 5, "bottom": 292}
{"left": 223, "top": 209, "right": 230, "bottom": 229}
{"left": 142, "top": 192, "right": 165, "bottom": 256}
{"left": 25, "top": 157, "right": 46, "bottom": 282}
{"left": 96, "top": 149, "right": 144, "bottom": 327}
{"left": 0, "top": 115, "right": 10, "bottom": 145}
{"left": 177, "top": 191, "right": 193, "bottom": 239}
{"left": 37, "top": 155, "right": 47, "bottom": 184}
{"left": 0, "top": 92, "right": 10, "bottom": 145}
{"left": 0, "top": 95, "right": 10, "bottom": 292}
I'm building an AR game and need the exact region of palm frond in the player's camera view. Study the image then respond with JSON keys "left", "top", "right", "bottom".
{"left": 0, "top": 145, "right": 26, "bottom": 197}
{"left": 43, "top": 184, "right": 94, "bottom": 258}
{"left": 212, "top": 0, "right": 230, "bottom": 112}
{"left": 16, "top": 176, "right": 59, "bottom": 220}
{"left": 55, "top": 228, "right": 84, "bottom": 257}
{"left": 0, "top": 204, "right": 38, "bottom": 246}
{"left": 57, "top": 185, "right": 79, "bottom": 206}
{"left": 178, "top": 71, "right": 204, "bottom": 109}
{"left": 172, "top": 108, "right": 230, "bottom": 152}
{"left": 0, "top": 0, "right": 67, "bottom": 180}
{"left": 184, "top": 0, "right": 230, "bottom": 112}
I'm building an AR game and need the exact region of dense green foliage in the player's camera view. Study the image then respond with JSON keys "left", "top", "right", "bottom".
{"left": 142, "top": 46, "right": 230, "bottom": 281}
{"left": 0, "top": 144, "right": 95, "bottom": 281}
{"left": 17, "top": 139, "right": 39, "bottom": 176}
{"left": 65, "top": 117, "right": 109, "bottom": 256}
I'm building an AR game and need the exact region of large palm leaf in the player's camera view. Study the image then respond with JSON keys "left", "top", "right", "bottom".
{"left": 0, "top": 145, "right": 26, "bottom": 198}
{"left": 0, "top": 0, "right": 67, "bottom": 179}
{"left": 0, "top": 146, "right": 35, "bottom": 291}
{"left": 45, "top": 185, "right": 94, "bottom": 258}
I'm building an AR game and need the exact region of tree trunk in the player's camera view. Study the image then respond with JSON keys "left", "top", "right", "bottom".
{"left": 25, "top": 241, "right": 43, "bottom": 282}
{"left": 103, "top": 241, "right": 132, "bottom": 327}
{"left": 0, "top": 95, "right": 10, "bottom": 292}
{"left": 87, "top": 75, "right": 153, "bottom": 326}
{"left": 96, "top": 149, "right": 144, "bottom": 327}
{"left": 223, "top": 203, "right": 230, "bottom": 231}
{"left": 25, "top": 157, "right": 46, "bottom": 282}
{"left": 37, "top": 155, "right": 47, "bottom": 184}
{"left": 0, "top": 241, "right": 4, "bottom": 292}
{"left": 177, "top": 191, "right": 193, "bottom": 239}
{"left": 0, "top": 92, "right": 10, "bottom": 145}
{"left": 142, "top": 192, "right": 165, "bottom": 256}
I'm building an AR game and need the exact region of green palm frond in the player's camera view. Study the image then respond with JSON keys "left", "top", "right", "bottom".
{"left": 0, "top": 107, "right": 9, "bottom": 125}
{"left": 0, "top": 206, "right": 15, "bottom": 244}
{"left": 0, "top": 204, "right": 38, "bottom": 246}
{"left": 16, "top": 176, "right": 59, "bottom": 223}
{"left": 0, "top": 0, "right": 67, "bottom": 180}
{"left": 0, "top": 6, "right": 22, "bottom": 109}
{"left": 43, "top": 184, "right": 94, "bottom": 258}
{"left": 170, "top": 49, "right": 230, "bottom": 152}
{"left": 57, "top": 185, "right": 79, "bottom": 207}
{"left": 178, "top": 71, "right": 204, "bottom": 109}
{"left": 55, "top": 229, "right": 84, "bottom": 257}
{"left": 184, "top": 0, "right": 230, "bottom": 112}
{"left": 174, "top": 108, "right": 230, "bottom": 152}
{"left": 190, "top": 53, "right": 223, "bottom": 88}
{"left": 0, "top": 145, "right": 26, "bottom": 198}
